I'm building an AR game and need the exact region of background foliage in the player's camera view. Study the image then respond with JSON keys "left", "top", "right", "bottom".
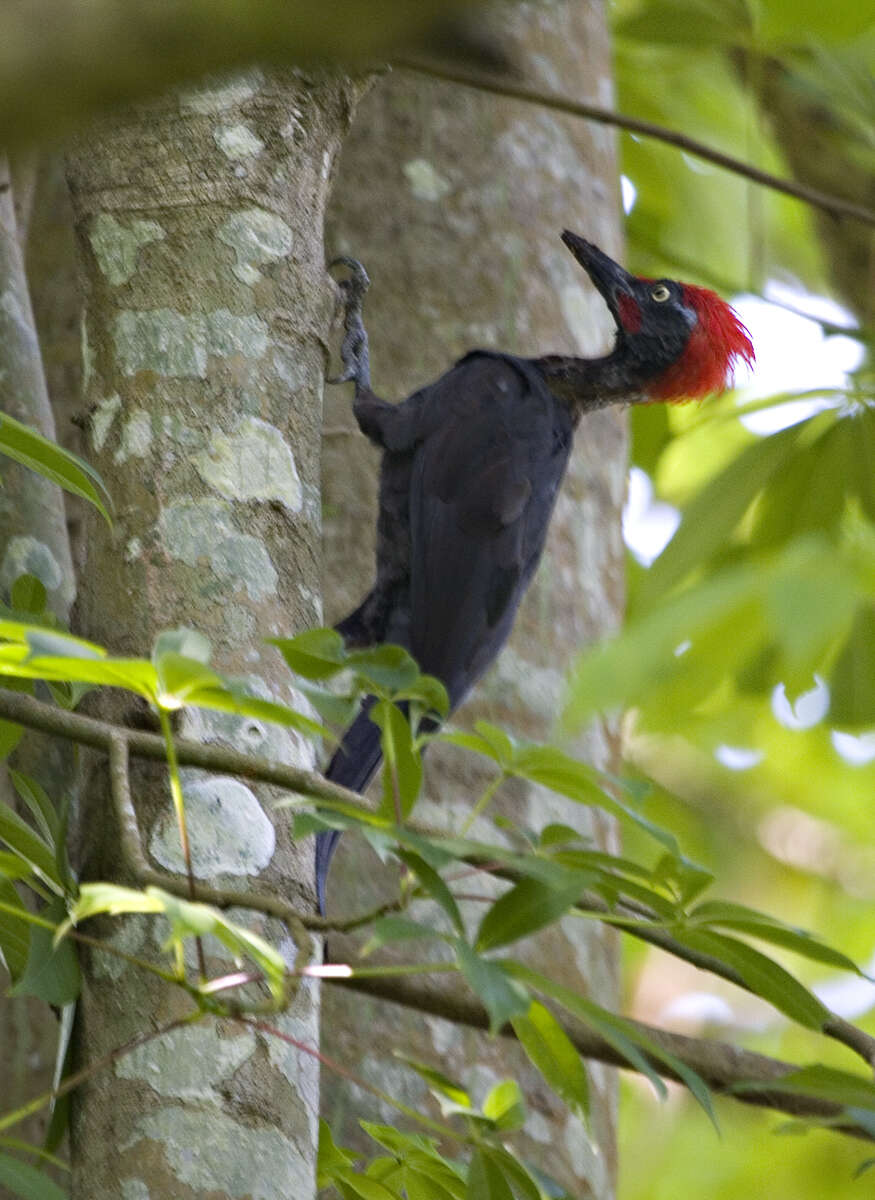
{"left": 0, "top": 0, "right": 872, "bottom": 1196}
{"left": 609, "top": 0, "right": 874, "bottom": 1193}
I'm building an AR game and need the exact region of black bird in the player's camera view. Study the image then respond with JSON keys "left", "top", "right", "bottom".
{"left": 316, "top": 232, "right": 754, "bottom": 912}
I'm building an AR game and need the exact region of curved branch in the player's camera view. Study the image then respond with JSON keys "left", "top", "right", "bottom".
{"left": 332, "top": 968, "right": 875, "bottom": 1141}
{"left": 395, "top": 60, "right": 875, "bottom": 227}
{"left": 6, "top": 685, "right": 875, "bottom": 1073}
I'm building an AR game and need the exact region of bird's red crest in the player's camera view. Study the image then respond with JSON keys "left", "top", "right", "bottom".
{"left": 648, "top": 285, "right": 754, "bottom": 403}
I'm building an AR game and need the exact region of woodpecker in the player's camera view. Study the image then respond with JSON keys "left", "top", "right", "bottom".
{"left": 316, "top": 232, "right": 753, "bottom": 912}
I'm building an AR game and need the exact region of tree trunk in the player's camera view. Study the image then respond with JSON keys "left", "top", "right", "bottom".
{"left": 0, "top": 155, "right": 77, "bottom": 1176}
{"left": 322, "top": 5, "right": 625, "bottom": 1196}
{"left": 65, "top": 69, "right": 361, "bottom": 1199}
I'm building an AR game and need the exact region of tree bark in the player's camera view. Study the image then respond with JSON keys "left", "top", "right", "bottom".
{"left": 65, "top": 69, "right": 361, "bottom": 1198}
{"left": 322, "top": 4, "right": 625, "bottom": 1195}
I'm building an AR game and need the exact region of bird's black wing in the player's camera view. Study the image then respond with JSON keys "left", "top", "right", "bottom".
{"left": 407, "top": 351, "right": 573, "bottom": 707}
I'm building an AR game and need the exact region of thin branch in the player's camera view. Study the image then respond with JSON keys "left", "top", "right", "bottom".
{"left": 0, "top": 687, "right": 358, "bottom": 807}
{"left": 8, "top": 686, "right": 875, "bottom": 1073}
{"left": 395, "top": 60, "right": 875, "bottom": 228}
{"left": 240, "top": 1017, "right": 459, "bottom": 1141}
{"left": 331, "top": 968, "right": 875, "bottom": 1141}
{"left": 0, "top": 1014, "right": 197, "bottom": 1135}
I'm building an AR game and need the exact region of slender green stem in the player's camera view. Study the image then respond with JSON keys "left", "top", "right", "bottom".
{"left": 460, "top": 771, "right": 505, "bottom": 835}
{"left": 0, "top": 1135, "right": 70, "bottom": 1171}
{"left": 0, "top": 898, "right": 55, "bottom": 928}
{"left": 157, "top": 707, "right": 205, "bottom": 978}
{"left": 0, "top": 1013, "right": 199, "bottom": 1134}
{"left": 241, "top": 1017, "right": 462, "bottom": 1142}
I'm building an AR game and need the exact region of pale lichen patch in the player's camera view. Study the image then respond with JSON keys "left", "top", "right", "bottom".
{"left": 217, "top": 209, "right": 293, "bottom": 285}
{"left": 149, "top": 773, "right": 275, "bottom": 876}
{"left": 205, "top": 310, "right": 269, "bottom": 360}
{"left": 180, "top": 71, "right": 263, "bottom": 113}
{"left": 159, "top": 498, "right": 278, "bottom": 601}
{"left": 120, "top": 1179, "right": 151, "bottom": 1200}
{"left": 115, "top": 409, "right": 153, "bottom": 464}
{"left": 0, "top": 536, "right": 63, "bottom": 596}
{"left": 0, "top": 287, "right": 29, "bottom": 337}
{"left": 402, "top": 158, "right": 451, "bottom": 202}
{"left": 214, "top": 123, "right": 265, "bottom": 159}
{"left": 115, "top": 310, "right": 207, "bottom": 379}
{"left": 116, "top": 1023, "right": 256, "bottom": 1098}
{"left": 125, "top": 536, "right": 143, "bottom": 563}
{"left": 90, "top": 393, "right": 122, "bottom": 452}
{"left": 195, "top": 416, "right": 301, "bottom": 511}
{"left": 128, "top": 1106, "right": 311, "bottom": 1200}
{"left": 89, "top": 214, "right": 166, "bottom": 286}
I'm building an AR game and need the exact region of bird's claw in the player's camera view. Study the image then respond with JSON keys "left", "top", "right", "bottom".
{"left": 328, "top": 257, "right": 371, "bottom": 391}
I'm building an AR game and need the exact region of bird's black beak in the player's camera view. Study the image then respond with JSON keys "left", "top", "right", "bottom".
{"left": 561, "top": 231, "right": 636, "bottom": 323}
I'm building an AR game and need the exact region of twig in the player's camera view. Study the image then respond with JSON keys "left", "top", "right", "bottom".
{"left": 0, "top": 687, "right": 360, "bottom": 806}
{"left": 0, "top": 1014, "right": 197, "bottom": 1134}
{"left": 8, "top": 686, "right": 875, "bottom": 1073}
{"left": 395, "top": 59, "right": 875, "bottom": 227}
{"left": 331, "top": 969, "right": 875, "bottom": 1141}
{"left": 240, "top": 1017, "right": 458, "bottom": 1141}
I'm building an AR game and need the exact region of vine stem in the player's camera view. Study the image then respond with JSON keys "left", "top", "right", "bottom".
{"left": 157, "top": 707, "right": 205, "bottom": 978}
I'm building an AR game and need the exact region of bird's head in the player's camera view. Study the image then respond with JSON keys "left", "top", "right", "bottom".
{"left": 561, "top": 231, "right": 754, "bottom": 402}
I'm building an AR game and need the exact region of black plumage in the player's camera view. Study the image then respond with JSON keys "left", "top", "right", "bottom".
{"left": 316, "top": 234, "right": 754, "bottom": 912}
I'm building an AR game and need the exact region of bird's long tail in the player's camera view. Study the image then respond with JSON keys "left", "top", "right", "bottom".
{"left": 315, "top": 698, "right": 383, "bottom": 914}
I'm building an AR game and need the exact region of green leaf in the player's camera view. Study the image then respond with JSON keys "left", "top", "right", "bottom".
{"left": 362, "top": 916, "right": 444, "bottom": 955}
{"left": 454, "top": 941, "right": 529, "bottom": 1033}
{"left": 0, "top": 800, "right": 63, "bottom": 892}
{"left": 475, "top": 876, "right": 585, "bottom": 953}
{"left": 10, "top": 771, "right": 58, "bottom": 843}
{"left": 403, "top": 1165, "right": 465, "bottom": 1200}
{"left": 476, "top": 1148, "right": 542, "bottom": 1200}
{"left": 271, "top": 628, "right": 347, "bottom": 680}
{"left": 11, "top": 900, "right": 80, "bottom": 1006}
{"left": 0, "top": 851, "right": 34, "bottom": 881}
{"left": 318, "top": 1119, "right": 360, "bottom": 1189}
{"left": 732, "top": 1065, "right": 875, "bottom": 1112}
{"left": 512, "top": 1001, "right": 590, "bottom": 1121}
{"left": 360, "top": 1123, "right": 440, "bottom": 1160}
{"left": 0, "top": 410, "right": 111, "bottom": 524}
{"left": 829, "top": 603, "right": 875, "bottom": 726}
{"left": 396, "top": 850, "right": 464, "bottom": 934}
{"left": 689, "top": 900, "right": 868, "bottom": 975}
{"left": 67, "top": 884, "right": 287, "bottom": 1001}
{"left": 397, "top": 673, "right": 450, "bottom": 720}
{"left": 391, "top": 1055, "right": 470, "bottom": 1109}
{"left": 372, "top": 701, "right": 422, "bottom": 820}
{"left": 506, "top": 962, "right": 667, "bottom": 1097}
{"left": 9, "top": 575, "right": 47, "bottom": 617}
{"left": 617, "top": 0, "right": 751, "bottom": 47}
{"left": 466, "top": 1149, "right": 514, "bottom": 1200}
{"left": 336, "top": 1171, "right": 400, "bottom": 1200}
{"left": 347, "top": 644, "right": 421, "bottom": 694}
{"left": 0, "top": 1151, "right": 69, "bottom": 1200}
{"left": 641, "top": 423, "right": 803, "bottom": 603}
{"left": 482, "top": 1079, "right": 526, "bottom": 1131}
{"left": 671, "top": 928, "right": 829, "bottom": 1028}
{"left": 0, "top": 622, "right": 103, "bottom": 659}
{"left": 0, "top": 877, "right": 31, "bottom": 980}
{"left": 189, "top": 685, "right": 327, "bottom": 741}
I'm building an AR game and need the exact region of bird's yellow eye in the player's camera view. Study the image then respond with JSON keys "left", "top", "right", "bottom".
{"left": 651, "top": 284, "right": 670, "bottom": 302}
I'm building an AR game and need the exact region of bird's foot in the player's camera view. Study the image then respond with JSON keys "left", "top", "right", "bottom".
{"left": 328, "top": 256, "right": 371, "bottom": 392}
